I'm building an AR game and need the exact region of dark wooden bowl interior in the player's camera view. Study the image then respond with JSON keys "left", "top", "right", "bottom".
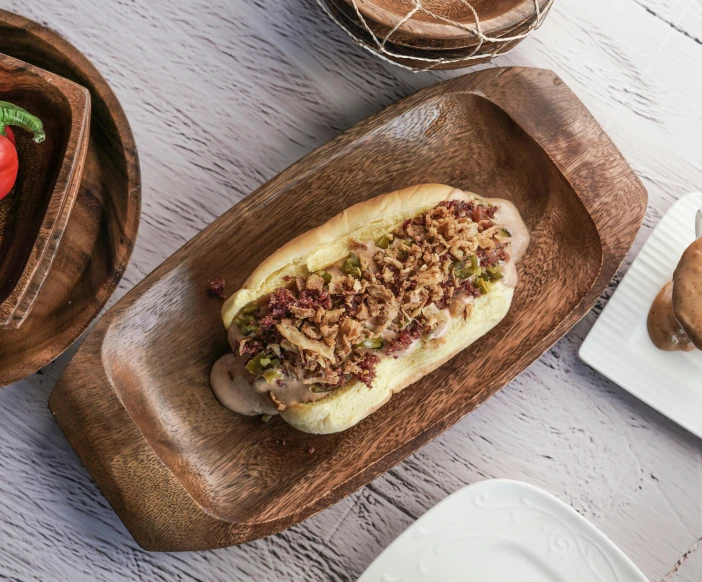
{"left": 0, "top": 75, "right": 71, "bottom": 303}
{"left": 101, "top": 93, "right": 600, "bottom": 523}
{"left": 0, "top": 10, "right": 140, "bottom": 383}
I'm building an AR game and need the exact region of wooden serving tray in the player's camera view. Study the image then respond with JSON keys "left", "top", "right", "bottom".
{"left": 0, "top": 10, "right": 140, "bottom": 384}
{"left": 50, "top": 68, "right": 646, "bottom": 551}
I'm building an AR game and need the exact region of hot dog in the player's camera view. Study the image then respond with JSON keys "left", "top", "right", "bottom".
{"left": 211, "top": 184, "right": 529, "bottom": 434}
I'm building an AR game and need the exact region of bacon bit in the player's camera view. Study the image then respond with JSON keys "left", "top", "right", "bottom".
{"left": 298, "top": 288, "right": 332, "bottom": 311}
{"left": 258, "top": 315, "right": 277, "bottom": 329}
{"left": 476, "top": 245, "right": 510, "bottom": 268}
{"left": 460, "top": 279, "right": 481, "bottom": 297}
{"left": 268, "top": 288, "right": 296, "bottom": 318}
{"left": 307, "top": 447, "right": 316, "bottom": 454}
{"left": 355, "top": 352, "right": 381, "bottom": 388}
{"left": 239, "top": 338, "right": 264, "bottom": 356}
{"left": 207, "top": 276, "right": 226, "bottom": 297}
{"left": 386, "top": 323, "right": 421, "bottom": 355}
{"left": 474, "top": 204, "right": 497, "bottom": 222}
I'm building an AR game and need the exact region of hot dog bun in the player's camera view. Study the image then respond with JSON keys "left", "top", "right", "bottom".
{"left": 220, "top": 184, "right": 516, "bottom": 434}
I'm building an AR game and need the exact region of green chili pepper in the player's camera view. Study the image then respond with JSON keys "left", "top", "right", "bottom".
{"left": 318, "top": 271, "right": 332, "bottom": 284}
{"left": 233, "top": 315, "right": 255, "bottom": 332}
{"left": 475, "top": 276, "right": 491, "bottom": 294}
{"left": 245, "top": 353, "right": 263, "bottom": 375}
{"left": 235, "top": 311, "right": 256, "bottom": 326}
{"left": 239, "top": 321, "right": 259, "bottom": 336}
{"left": 486, "top": 266, "right": 504, "bottom": 281}
{"left": 242, "top": 301, "right": 260, "bottom": 315}
{"left": 376, "top": 234, "right": 392, "bottom": 249}
{"left": 343, "top": 253, "right": 362, "bottom": 279}
{"left": 357, "top": 337, "right": 383, "bottom": 349}
{"left": 311, "top": 384, "right": 336, "bottom": 393}
{"left": 454, "top": 260, "right": 473, "bottom": 280}
{"left": 470, "top": 254, "right": 480, "bottom": 274}
{"left": 501, "top": 228, "right": 512, "bottom": 237}
{"left": 262, "top": 369, "right": 282, "bottom": 384}
{"left": 455, "top": 255, "right": 480, "bottom": 280}
{"left": 0, "top": 101, "right": 45, "bottom": 143}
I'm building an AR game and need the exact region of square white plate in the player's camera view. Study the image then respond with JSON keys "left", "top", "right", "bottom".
{"left": 579, "top": 192, "right": 702, "bottom": 439}
{"left": 358, "top": 479, "right": 647, "bottom": 582}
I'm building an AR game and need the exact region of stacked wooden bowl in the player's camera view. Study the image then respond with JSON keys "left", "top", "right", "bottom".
{"left": 319, "top": 0, "right": 554, "bottom": 70}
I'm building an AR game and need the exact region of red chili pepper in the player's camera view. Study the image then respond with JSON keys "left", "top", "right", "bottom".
{"left": 4, "top": 126, "right": 15, "bottom": 147}
{"left": 0, "top": 102, "right": 45, "bottom": 200}
{"left": 0, "top": 132, "right": 18, "bottom": 199}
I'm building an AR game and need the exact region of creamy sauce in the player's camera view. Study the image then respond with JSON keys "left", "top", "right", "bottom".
{"left": 353, "top": 240, "right": 381, "bottom": 273}
{"left": 447, "top": 190, "right": 531, "bottom": 263}
{"left": 672, "top": 237, "right": 702, "bottom": 350}
{"left": 500, "top": 259, "right": 518, "bottom": 288}
{"left": 211, "top": 354, "right": 279, "bottom": 416}
{"left": 326, "top": 264, "right": 345, "bottom": 278}
{"left": 211, "top": 353, "right": 331, "bottom": 415}
{"left": 254, "top": 375, "right": 330, "bottom": 408}
{"left": 485, "top": 197, "right": 531, "bottom": 263}
{"left": 647, "top": 282, "right": 695, "bottom": 352}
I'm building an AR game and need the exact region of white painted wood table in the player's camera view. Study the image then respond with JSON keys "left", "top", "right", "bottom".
{"left": 1, "top": 0, "right": 701, "bottom": 580}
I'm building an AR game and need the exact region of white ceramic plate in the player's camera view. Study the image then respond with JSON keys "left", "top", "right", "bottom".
{"left": 358, "top": 479, "right": 647, "bottom": 582}
{"left": 579, "top": 192, "right": 702, "bottom": 439}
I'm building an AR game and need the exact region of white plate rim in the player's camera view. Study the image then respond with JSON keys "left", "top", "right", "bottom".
{"left": 358, "top": 478, "right": 648, "bottom": 581}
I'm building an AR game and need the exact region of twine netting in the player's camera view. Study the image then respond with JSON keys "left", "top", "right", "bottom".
{"left": 317, "top": 0, "right": 555, "bottom": 71}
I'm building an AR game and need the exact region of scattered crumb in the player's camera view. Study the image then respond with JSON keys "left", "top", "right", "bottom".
{"left": 307, "top": 447, "right": 315, "bottom": 455}
{"left": 207, "top": 276, "right": 226, "bottom": 297}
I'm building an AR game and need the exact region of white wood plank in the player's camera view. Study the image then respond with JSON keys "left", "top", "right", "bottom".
{"left": 1, "top": 0, "right": 701, "bottom": 580}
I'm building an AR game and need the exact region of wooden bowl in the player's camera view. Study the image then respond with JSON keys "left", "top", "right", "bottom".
{"left": 346, "top": 0, "right": 551, "bottom": 40}
{"left": 49, "top": 68, "right": 646, "bottom": 551}
{"left": 324, "top": 0, "right": 522, "bottom": 70}
{"left": 0, "top": 53, "right": 90, "bottom": 329}
{"left": 335, "top": 0, "right": 538, "bottom": 50}
{"left": 0, "top": 10, "right": 140, "bottom": 386}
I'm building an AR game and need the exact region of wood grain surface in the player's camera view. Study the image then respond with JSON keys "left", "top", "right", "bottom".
{"left": 49, "top": 67, "right": 645, "bottom": 551}
{"left": 0, "top": 10, "right": 140, "bottom": 385}
{"left": 0, "top": 0, "right": 701, "bottom": 579}
{"left": 0, "top": 51, "right": 89, "bottom": 329}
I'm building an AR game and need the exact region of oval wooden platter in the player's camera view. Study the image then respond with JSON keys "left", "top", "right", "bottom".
{"left": 0, "top": 10, "right": 140, "bottom": 385}
{"left": 49, "top": 68, "right": 646, "bottom": 552}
